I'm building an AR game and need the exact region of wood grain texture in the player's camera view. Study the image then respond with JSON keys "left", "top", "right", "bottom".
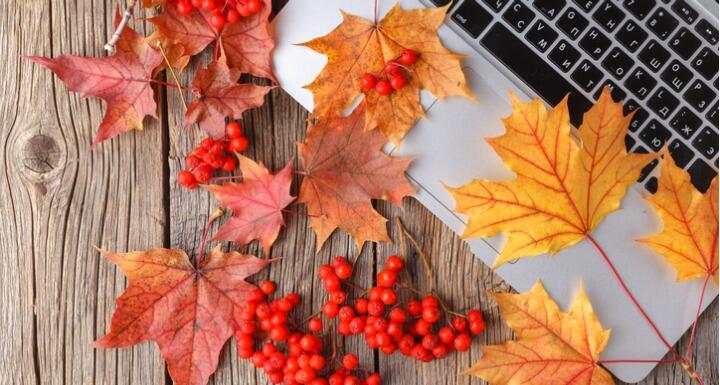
{"left": 0, "top": 1, "right": 716, "bottom": 385}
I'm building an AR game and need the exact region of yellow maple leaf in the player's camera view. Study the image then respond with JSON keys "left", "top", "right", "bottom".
{"left": 639, "top": 154, "right": 719, "bottom": 283}
{"left": 465, "top": 282, "right": 614, "bottom": 385}
{"left": 300, "top": 4, "right": 474, "bottom": 144}
{"left": 448, "top": 88, "right": 656, "bottom": 267}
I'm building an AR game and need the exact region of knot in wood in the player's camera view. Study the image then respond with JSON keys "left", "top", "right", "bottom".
{"left": 22, "top": 134, "right": 61, "bottom": 174}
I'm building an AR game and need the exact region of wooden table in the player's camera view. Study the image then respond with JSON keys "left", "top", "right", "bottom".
{"left": 2, "top": 1, "right": 717, "bottom": 384}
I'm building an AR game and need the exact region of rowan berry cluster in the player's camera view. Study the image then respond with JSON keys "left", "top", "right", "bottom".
{"left": 175, "top": 0, "right": 263, "bottom": 30}
{"left": 361, "top": 49, "right": 418, "bottom": 96}
{"left": 177, "top": 121, "right": 249, "bottom": 189}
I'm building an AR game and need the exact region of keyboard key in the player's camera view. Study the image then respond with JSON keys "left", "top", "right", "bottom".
{"left": 691, "top": 48, "right": 719, "bottom": 81}
{"left": 687, "top": 159, "right": 715, "bottom": 192}
{"left": 625, "top": 66, "right": 657, "bottom": 100}
{"left": 626, "top": 135, "right": 636, "bottom": 151}
{"left": 638, "top": 40, "right": 671, "bottom": 72}
{"left": 670, "top": 107, "right": 702, "bottom": 139}
{"left": 623, "top": 98, "right": 640, "bottom": 115}
{"left": 602, "top": 47, "right": 633, "bottom": 79}
{"left": 645, "top": 176, "right": 658, "bottom": 193}
{"left": 595, "top": 79, "right": 626, "bottom": 101}
{"left": 692, "top": 127, "right": 718, "bottom": 159}
{"left": 671, "top": 0, "right": 698, "bottom": 24}
{"left": 622, "top": 0, "right": 655, "bottom": 19}
{"left": 616, "top": 20, "right": 648, "bottom": 53}
{"left": 629, "top": 108, "right": 649, "bottom": 132}
{"left": 646, "top": 8, "right": 678, "bottom": 40}
{"left": 668, "top": 28, "right": 702, "bottom": 60}
{"left": 557, "top": 8, "right": 589, "bottom": 40}
{"left": 579, "top": 27, "right": 611, "bottom": 59}
{"left": 480, "top": 23, "right": 593, "bottom": 126}
{"left": 593, "top": 1, "right": 625, "bottom": 32}
{"left": 639, "top": 119, "right": 671, "bottom": 151}
{"left": 572, "top": 60, "right": 604, "bottom": 92}
{"left": 503, "top": 1, "right": 535, "bottom": 32}
{"left": 668, "top": 139, "right": 694, "bottom": 168}
{"left": 684, "top": 80, "right": 715, "bottom": 113}
{"left": 638, "top": 159, "right": 659, "bottom": 181}
{"left": 452, "top": 1, "right": 493, "bottom": 38}
{"left": 483, "top": 0, "right": 510, "bottom": 12}
{"left": 707, "top": 103, "right": 719, "bottom": 128}
{"left": 573, "top": 0, "right": 599, "bottom": 12}
{"left": 660, "top": 60, "right": 693, "bottom": 92}
{"left": 647, "top": 87, "right": 679, "bottom": 119}
{"left": 525, "top": 20, "right": 559, "bottom": 52}
{"left": 533, "top": 0, "right": 565, "bottom": 19}
{"left": 549, "top": 40, "right": 581, "bottom": 72}
{"left": 695, "top": 19, "right": 719, "bottom": 45}
{"left": 430, "top": 0, "right": 454, "bottom": 5}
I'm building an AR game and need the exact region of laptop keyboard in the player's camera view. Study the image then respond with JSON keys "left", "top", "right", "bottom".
{"left": 435, "top": 0, "right": 719, "bottom": 193}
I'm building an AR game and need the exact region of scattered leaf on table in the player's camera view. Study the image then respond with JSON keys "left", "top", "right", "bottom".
{"left": 297, "top": 105, "right": 415, "bottom": 250}
{"left": 639, "top": 153, "right": 719, "bottom": 283}
{"left": 466, "top": 282, "right": 614, "bottom": 385}
{"left": 149, "top": 0, "right": 275, "bottom": 80}
{"left": 448, "top": 87, "right": 656, "bottom": 267}
{"left": 94, "top": 246, "right": 269, "bottom": 385}
{"left": 205, "top": 155, "right": 295, "bottom": 254}
{"left": 300, "top": 4, "right": 474, "bottom": 144}
{"left": 26, "top": 15, "right": 162, "bottom": 147}
{"left": 184, "top": 53, "right": 272, "bottom": 137}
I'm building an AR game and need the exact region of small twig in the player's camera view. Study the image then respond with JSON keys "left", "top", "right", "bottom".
{"left": 104, "top": 0, "right": 137, "bottom": 54}
{"left": 395, "top": 217, "right": 407, "bottom": 259}
{"left": 397, "top": 218, "right": 435, "bottom": 293}
{"left": 156, "top": 42, "right": 188, "bottom": 110}
{"left": 685, "top": 274, "right": 711, "bottom": 361}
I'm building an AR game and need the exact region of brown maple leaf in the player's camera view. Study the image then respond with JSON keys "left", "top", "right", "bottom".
{"left": 185, "top": 53, "right": 272, "bottom": 137}
{"left": 300, "top": 4, "right": 474, "bottom": 144}
{"left": 94, "top": 246, "right": 269, "bottom": 385}
{"left": 205, "top": 155, "right": 295, "bottom": 254}
{"left": 297, "top": 105, "right": 415, "bottom": 250}
{"left": 26, "top": 15, "right": 162, "bottom": 147}
{"left": 149, "top": 0, "right": 275, "bottom": 80}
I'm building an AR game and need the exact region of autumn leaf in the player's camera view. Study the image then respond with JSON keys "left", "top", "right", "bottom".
{"left": 205, "top": 155, "right": 295, "bottom": 254}
{"left": 149, "top": 0, "right": 275, "bottom": 80}
{"left": 185, "top": 53, "right": 272, "bottom": 138}
{"left": 26, "top": 15, "right": 162, "bottom": 147}
{"left": 465, "top": 282, "right": 614, "bottom": 385}
{"left": 301, "top": 4, "right": 473, "bottom": 144}
{"left": 639, "top": 153, "right": 719, "bottom": 283}
{"left": 94, "top": 246, "right": 270, "bottom": 385}
{"left": 297, "top": 105, "right": 415, "bottom": 250}
{"left": 448, "top": 88, "right": 656, "bottom": 267}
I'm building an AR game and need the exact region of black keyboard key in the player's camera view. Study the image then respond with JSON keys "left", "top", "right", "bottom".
{"left": 595, "top": 79, "right": 626, "bottom": 101}
{"left": 503, "top": 1, "right": 535, "bottom": 32}
{"left": 452, "top": 1, "right": 493, "bottom": 38}
{"left": 625, "top": 67, "right": 657, "bottom": 100}
{"left": 691, "top": 48, "right": 719, "bottom": 81}
{"left": 638, "top": 159, "right": 659, "bottom": 181}
{"left": 645, "top": 176, "right": 658, "bottom": 193}
{"left": 660, "top": 60, "right": 693, "bottom": 92}
{"left": 616, "top": 20, "right": 648, "bottom": 53}
{"left": 630, "top": 108, "right": 649, "bottom": 132}
{"left": 638, "top": 40, "right": 671, "bottom": 72}
{"left": 707, "top": 103, "right": 719, "bottom": 128}
{"left": 692, "top": 127, "right": 718, "bottom": 160}
{"left": 549, "top": 40, "right": 581, "bottom": 72}
{"left": 668, "top": 139, "right": 694, "bottom": 168}
{"left": 594, "top": 1, "right": 625, "bottom": 32}
{"left": 684, "top": 80, "right": 715, "bottom": 113}
{"left": 622, "top": 0, "right": 655, "bottom": 19}
{"left": 572, "top": 60, "right": 604, "bottom": 92}
{"left": 533, "top": 0, "right": 565, "bottom": 19}
{"left": 579, "top": 27, "right": 611, "bottom": 59}
{"left": 669, "top": 28, "right": 702, "bottom": 60}
{"left": 525, "top": 20, "right": 559, "bottom": 52}
{"left": 573, "top": 0, "right": 599, "bottom": 12}
{"left": 557, "top": 8, "right": 589, "bottom": 40}
{"left": 602, "top": 47, "right": 634, "bottom": 79}
{"left": 647, "top": 87, "right": 679, "bottom": 119}
{"left": 670, "top": 107, "right": 702, "bottom": 139}
{"left": 687, "top": 159, "right": 715, "bottom": 192}
{"left": 695, "top": 19, "right": 719, "bottom": 45}
{"left": 480, "top": 23, "right": 593, "bottom": 126}
{"left": 624, "top": 98, "right": 641, "bottom": 115}
{"left": 646, "top": 8, "right": 679, "bottom": 40}
{"left": 639, "top": 119, "right": 672, "bottom": 151}
{"left": 626, "top": 135, "right": 636, "bottom": 151}
{"left": 671, "top": 0, "right": 698, "bottom": 24}
{"left": 483, "top": 0, "right": 510, "bottom": 12}
{"left": 430, "top": 0, "right": 453, "bottom": 5}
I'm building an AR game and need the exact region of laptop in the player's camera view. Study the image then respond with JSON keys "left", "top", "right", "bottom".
{"left": 271, "top": 0, "right": 719, "bottom": 382}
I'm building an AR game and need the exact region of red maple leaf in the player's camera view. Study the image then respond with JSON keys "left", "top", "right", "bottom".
{"left": 149, "top": 0, "right": 275, "bottom": 81}
{"left": 205, "top": 155, "right": 295, "bottom": 254}
{"left": 94, "top": 246, "right": 269, "bottom": 385}
{"left": 184, "top": 53, "right": 272, "bottom": 138}
{"left": 26, "top": 15, "right": 162, "bottom": 147}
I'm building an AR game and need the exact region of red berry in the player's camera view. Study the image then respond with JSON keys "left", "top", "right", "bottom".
{"left": 387, "top": 321, "right": 403, "bottom": 337}
{"left": 238, "top": 347, "right": 254, "bottom": 359}
{"left": 338, "top": 320, "right": 352, "bottom": 336}
{"left": 413, "top": 319, "right": 432, "bottom": 336}
{"left": 178, "top": 170, "right": 197, "bottom": 188}
{"left": 354, "top": 298, "right": 369, "bottom": 314}
{"left": 399, "top": 49, "right": 418, "bottom": 65}
{"left": 226, "top": 9, "right": 240, "bottom": 23}
{"left": 422, "top": 334, "right": 440, "bottom": 350}
{"left": 328, "top": 374, "right": 344, "bottom": 385}
{"left": 237, "top": 333, "right": 253, "bottom": 349}
{"left": 269, "top": 351, "right": 287, "bottom": 369}
{"left": 299, "top": 334, "right": 318, "bottom": 352}
{"left": 246, "top": 0, "right": 262, "bottom": 14}
{"left": 342, "top": 353, "right": 359, "bottom": 369}
{"left": 201, "top": 0, "right": 216, "bottom": 12}
{"left": 309, "top": 354, "right": 325, "bottom": 370}
{"left": 307, "top": 317, "right": 322, "bottom": 332}
{"left": 421, "top": 295, "right": 439, "bottom": 309}
{"left": 228, "top": 136, "right": 249, "bottom": 152}
{"left": 323, "top": 275, "right": 341, "bottom": 291}
{"left": 389, "top": 74, "right": 406, "bottom": 90}
{"left": 226, "top": 121, "right": 243, "bottom": 138}
{"left": 422, "top": 307, "right": 441, "bottom": 323}
{"left": 432, "top": 344, "right": 449, "bottom": 359}
{"left": 377, "top": 270, "right": 397, "bottom": 287}
{"left": 268, "top": 371, "right": 283, "bottom": 384}
{"left": 385, "top": 255, "right": 404, "bottom": 271}
{"left": 210, "top": 141, "right": 225, "bottom": 155}
{"left": 334, "top": 262, "right": 352, "bottom": 279}
{"left": 295, "top": 368, "right": 316, "bottom": 384}
{"left": 399, "top": 334, "right": 414, "bottom": 352}
{"left": 260, "top": 280, "right": 276, "bottom": 295}
{"left": 385, "top": 60, "right": 402, "bottom": 75}
{"left": 454, "top": 333, "right": 471, "bottom": 352}
{"left": 389, "top": 307, "right": 407, "bottom": 323}
{"left": 270, "top": 312, "right": 288, "bottom": 326}
{"left": 467, "top": 309, "right": 483, "bottom": 320}
{"left": 361, "top": 73, "right": 378, "bottom": 90}
{"left": 210, "top": 12, "right": 226, "bottom": 29}
{"left": 328, "top": 290, "right": 347, "bottom": 304}
{"left": 367, "top": 299, "right": 385, "bottom": 316}
{"left": 319, "top": 264, "right": 334, "bottom": 279}
{"left": 177, "top": 1, "right": 194, "bottom": 15}
{"left": 375, "top": 79, "right": 392, "bottom": 96}
{"left": 270, "top": 326, "right": 289, "bottom": 341}
{"left": 287, "top": 292, "right": 301, "bottom": 305}
{"left": 349, "top": 316, "right": 365, "bottom": 334}
{"left": 256, "top": 303, "right": 272, "bottom": 319}
{"left": 221, "top": 156, "right": 237, "bottom": 172}
{"left": 380, "top": 288, "right": 397, "bottom": 305}
{"left": 185, "top": 154, "right": 202, "bottom": 169}
{"left": 406, "top": 300, "right": 422, "bottom": 316}
{"left": 322, "top": 301, "right": 340, "bottom": 318}
{"left": 277, "top": 297, "right": 294, "bottom": 312}
{"left": 375, "top": 331, "right": 392, "bottom": 347}
{"left": 252, "top": 352, "right": 267, "bottom": 367}
{"left": 193, "top": 165, "right": 213, "bottom": 183}
{"left": 451, "top": 316, "right": 468, "bottom": 332}
{"left": 338, "top": 306, "right": 355, "bottom": 321}
{"left": 470, "top": 318, "right": 485, "bottom": 335}
{"left": 344, "top": 376, "right": 360, "bottom": 385}
{"left": 438, "top": 327, "right": 456, "bottom": 344}
{"left": 366, "top": 373, "right": 382, "bottom": 385}
{"left": 369, "top": 287, "right": 383, "bottom": 301}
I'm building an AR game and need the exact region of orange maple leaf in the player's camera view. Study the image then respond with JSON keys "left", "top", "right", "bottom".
{"left": 297, "top": 105, "right": 415, "bottom": 250}
{"left": 465, "top": 282, "right": 614, "bottom": 385}
{"left": 300, "top": 4, "right": 474, "bottom": 144}
{"left": 448, "top": 88, "right": 657, "bottom": 267}
{"left": 639, "top": 153, "right": 719, "bottom": 283}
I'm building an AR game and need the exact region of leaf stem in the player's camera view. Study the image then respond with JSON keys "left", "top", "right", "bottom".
{"left": 373, "top": 0, "right": 378, "bottom": 25}
{"left": 156, "top": 42, "right": 188, "bottom": 110}
{"left": 685, "top": 274, "right": 711, "bottom": 361}
{"left": 196, "top": 209, "right": 224, "bottom": 267}
{"left": 104, "top": 0, "right": 137, "bottom": 54}
{"left": 147, "top": 78, "right": 194, "bottom": 92}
